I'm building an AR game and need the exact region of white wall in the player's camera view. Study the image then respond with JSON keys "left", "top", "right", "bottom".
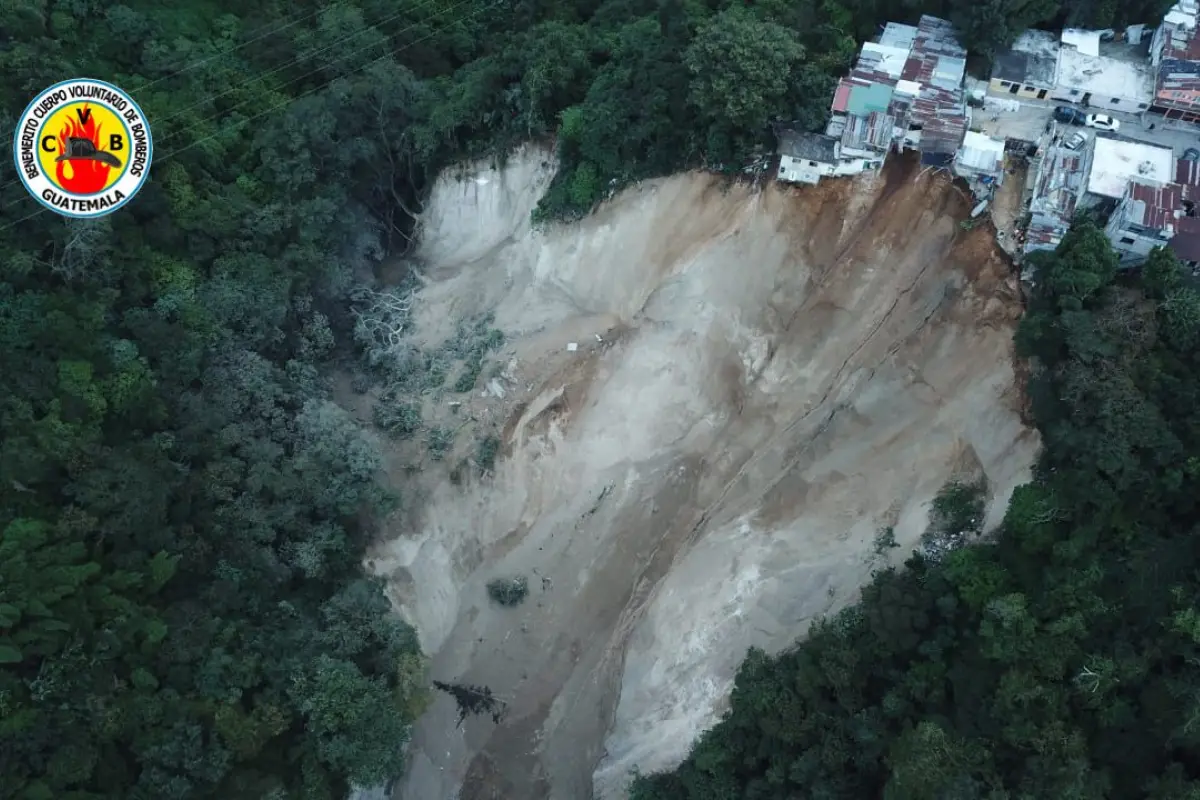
{"left": 1049, "top": 86, "right": 1148, "bottom": 113}
{"left": 779, "top": 154, "right": 833, "bottom": 185}
{"left": 1105, "top": 206, "right": 1169, "bottom": 262}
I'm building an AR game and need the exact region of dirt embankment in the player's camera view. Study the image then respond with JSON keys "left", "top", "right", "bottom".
{"left": 362, "top": 147, "right": 1040, "bottom": 800}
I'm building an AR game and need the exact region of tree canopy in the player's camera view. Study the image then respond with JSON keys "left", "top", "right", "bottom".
{"left": 0, "top": 0, "right": 1182, "bottom": 796}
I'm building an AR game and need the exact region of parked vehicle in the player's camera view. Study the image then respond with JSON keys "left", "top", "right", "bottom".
{"left": 1054, "top": 106, "right": 1087, "bottom": 125}
{"left": 1184, "top": 147, "right": 1200, "bottom": 161}
{"left": 1085, "top": 113, "right": 1120, "bottom": 132}
{"left": 1063, "top": 131, "right": 1087, "bottom": 151}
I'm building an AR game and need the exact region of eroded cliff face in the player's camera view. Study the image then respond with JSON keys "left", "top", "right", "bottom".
{"left": 363, "top": 147, "right": 1039, "bottom": 799}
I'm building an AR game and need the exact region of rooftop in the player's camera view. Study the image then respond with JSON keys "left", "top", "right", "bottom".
{"left": 957, "top": 131, "right": 1005, "bottom": 173}
{"left": 903, "top": 15, "right": 969, "bottom": 155}
{"left": 1062, "top": 28, "right": 1101, "bottom": 57}
{"left": 1177, "top": 156, "right": 1200, "bottom": 186}
{"left": 1026, "top": 142, "right": 1091, "bottom": 251}
{"left": 840, "top": 111, "right": 895, "bottom": 152}
{"left": 1056, "top": 43, "right": 1155, "bottom": 103}
{"left": 1164, "top": 0, "right": 1199, "bottom": 31}
{"left": 1156, "top": 5, "right": 1200, "bottom": 109}
{"left": 859, "top": 42, "right": 911, "bottom": 78}
{"left": 1087, "top": 137, "right": 1175, "bottom": 198}
{"left": 991, "top": 31, "right": 1059, "bottom": 87}
{"left": 777, "top": 130, "right": 840, "bottom": 163}
{"left": 1124, "top": 180, "right": 1187, "bottom": 231}
{"left": 847, "top": 81, "right": 895, "bottom": 115}
{"left": 879, "top": 21, "right": 919, "bottom": 50}
{"left": 1161, "top": 0, "right": 1200, "bottom": 59}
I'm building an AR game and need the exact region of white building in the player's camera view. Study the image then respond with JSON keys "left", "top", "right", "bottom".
{"left": 776, "top": 130, "right": 870, "bottom": 185}
{"left": 1050, "top": 28, "right": 1156, "bottom": 112}
{"left": 954, "top": 130, "right": 1007, "bottom": 198}
{"left": 1086, "top": 136, "right": 1175, "bottom": 199}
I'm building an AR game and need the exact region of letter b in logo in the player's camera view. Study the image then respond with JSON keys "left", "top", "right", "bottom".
{"left": 109, "top": 133, "right": 124, "bottom": 151}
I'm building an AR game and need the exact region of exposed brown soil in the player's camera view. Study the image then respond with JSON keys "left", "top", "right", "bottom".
{"left": 354, "top": 147, "right": 1040, "bottom": 800}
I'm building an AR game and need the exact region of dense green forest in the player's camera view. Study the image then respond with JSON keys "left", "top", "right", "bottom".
{"left": 0, "top": 0, "right": 1181, "bottom": 797}
{"left": 630, "top": 225, "right": 1200, "bottom": 798}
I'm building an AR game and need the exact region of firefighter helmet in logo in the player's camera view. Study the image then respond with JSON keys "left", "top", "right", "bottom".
{"left": 13, "top": 78, "right": 153, "bottom": 219}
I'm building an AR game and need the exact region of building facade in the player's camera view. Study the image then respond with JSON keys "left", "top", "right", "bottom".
{"left": 989, "top": 31, "right": 1060, "bottom": 99}
{"left": 1150, "top": 0, "right": 1200, "bottom": 122}
{"left": 776, "top": 131, "right": 847, "bottom": 184}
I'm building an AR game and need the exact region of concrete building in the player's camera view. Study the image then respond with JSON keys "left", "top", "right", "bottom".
{"left": 1172, "top": 157, "right": 1200, "bottom": 263}
{"left": 1104, "top": 180, "right": 1196, "bottom": 263}
{"left": 1025, "top": 136, "right": 1094, "bottom": 254}
{"left": 1086, "top": 136, "right": 1175, "bottom": 199}
{"left": 989, "top": 31, "right": 1060, "bottom": 99}
{"left": 776, "top": 131, "right": 871, "bottom": 184}
{"left": 1050, "top": 28, "right": 1155, "bottom": 113}
{"left": 1150, "top": 0, "right": 1200, "bottom": 122}
{"left": 781, "top": 15, "right": 972, "bottom": 186}
{"left": 953, "top": 130, "right": 1007, "bottom": 195}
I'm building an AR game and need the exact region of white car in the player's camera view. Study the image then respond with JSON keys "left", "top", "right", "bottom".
{"left": 1085, "top": 113, "right": 1120, "bottom": 132}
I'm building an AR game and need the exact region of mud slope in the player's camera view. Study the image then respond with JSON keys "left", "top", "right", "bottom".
{"left": 371, "top": 146, "right": 1041, "bottom": 800}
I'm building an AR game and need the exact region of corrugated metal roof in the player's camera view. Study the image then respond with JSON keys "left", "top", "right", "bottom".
{"left": 901, "top": 16, "right": 969, "bottom": 157}
{"left": 1126, "top": 181, "right": 1186, "bottom": 230}
{"left": 777, "top": 130, "right": 840, "bottom": 163}
{"left": 1177, "top": 156, "right": 1200, "bottom": 186}
{"left": 1026, "top": 142, "right": 1090, "bottom": 254}
{"left": 879, "top": 21, "right": 918, "bottom": 50}
{"left": 957, "top": 131, "right": 1005, "bottom": 172}
{"left": 847, "top": 82, "right": 894, "bottom": 115}
{"left": 1155, "top": 2, "right": 1200, "bottom": 109}
{"left": 832, "top": 80, "right": 853, "bottom": 113}
{"left": 840, "top": 111, "right": 895, "bottom": 151}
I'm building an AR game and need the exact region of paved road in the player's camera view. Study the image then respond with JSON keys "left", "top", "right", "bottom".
{"left": 975, "top": 93, "right": 1200, "bottom": 158}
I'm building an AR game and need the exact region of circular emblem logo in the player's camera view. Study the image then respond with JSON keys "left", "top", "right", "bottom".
{"left": 13, "top": 78, "right": 153, "bottom": 219}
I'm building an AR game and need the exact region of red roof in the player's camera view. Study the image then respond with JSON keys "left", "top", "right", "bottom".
{"left": 1177, "top": 157, "right": 1200, "bottom": 187}
{"left": 832, "top": 80, "right": 853, "bottom": 113}
{"left": 1155, "top": 16, "right": 1200, "bottom": 109}
{"left": 1128, "top": 182, "right": 1185, "bottom": 231}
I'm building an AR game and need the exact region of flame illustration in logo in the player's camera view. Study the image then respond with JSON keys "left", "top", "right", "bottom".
{"left": 56, "top": 105, "right": 112, "bottom": 194}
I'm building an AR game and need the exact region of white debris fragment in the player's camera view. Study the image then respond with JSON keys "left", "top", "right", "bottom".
{"left": 567, "top": 342, "right": 578, "bottom": 352}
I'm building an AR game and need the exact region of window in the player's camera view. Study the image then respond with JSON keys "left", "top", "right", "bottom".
{"left": 999, "top": 80, "right": 1012, "bottom": 87}
{"left": 1037, "top": 89, "right": 1048, "bottom": 99}
{"left": 1111, "top": 97, "right": 1121, "bottom": 104}
{"left": 809, "top": 160, "right": 819, "bottom": 166}
{"left": 1070, "top": 89, "right": 1080, "bottom": 96}
{"left": 1120, "top": 236, "right": 1136, "bottom": 245}
{"left": 1024, "top": 85, "right": 1036, "bottom": 92}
